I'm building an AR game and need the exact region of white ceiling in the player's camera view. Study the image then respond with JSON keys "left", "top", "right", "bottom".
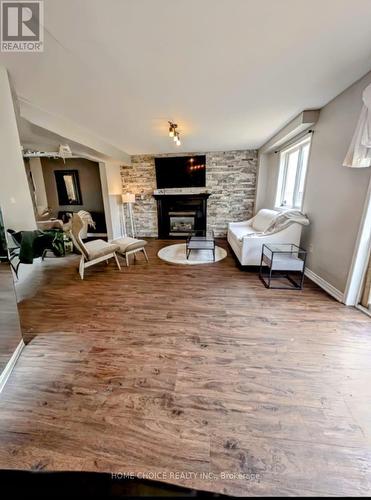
{"left": 2, "top": 0, "right": 371, "bottom": 155}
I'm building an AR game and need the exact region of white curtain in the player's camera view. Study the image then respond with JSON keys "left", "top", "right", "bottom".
{"left": 343, "top": 83, "right": 371, "bottom": 168}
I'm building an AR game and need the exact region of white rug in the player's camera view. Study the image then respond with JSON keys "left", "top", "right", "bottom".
{"left": 158, "top": 243, "right": 227, "bottom": 265}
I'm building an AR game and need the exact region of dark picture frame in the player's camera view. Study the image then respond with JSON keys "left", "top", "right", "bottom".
{"left": 54, "top": 170, "right": 82, "bottom": 205}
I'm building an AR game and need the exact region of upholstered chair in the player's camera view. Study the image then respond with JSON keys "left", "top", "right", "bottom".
{"left": 71, "top": 214, "right": 121, "bottom": 279}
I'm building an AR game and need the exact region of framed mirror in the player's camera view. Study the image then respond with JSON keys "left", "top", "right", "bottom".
{"left": 54, "top": 170, "right": 82, "bottom": 205}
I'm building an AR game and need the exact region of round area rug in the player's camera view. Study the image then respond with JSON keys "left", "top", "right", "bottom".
{"left": 158, "top": 243, "right": 227, "bottom": 265}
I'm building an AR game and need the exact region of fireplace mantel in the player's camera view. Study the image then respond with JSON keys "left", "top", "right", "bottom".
{"left": 153, "top": 188, "right": 211, "bottom": 197}
{"left": 153, "top": 192, "right": 211, "bottom": 200}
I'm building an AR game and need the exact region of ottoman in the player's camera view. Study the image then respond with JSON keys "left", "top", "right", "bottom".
{"left": 112, "top": 237, "right": 148, "bottom": 266}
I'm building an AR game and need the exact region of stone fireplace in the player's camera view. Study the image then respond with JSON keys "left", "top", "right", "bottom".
{"left": 154, "top": 193, "right": 210, "bottom": 239}
{"left": 121, "top": 150, "right": 258, "bottom": 237}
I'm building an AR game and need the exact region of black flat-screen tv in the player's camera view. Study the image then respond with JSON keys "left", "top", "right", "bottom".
{"left": 155, "top": 155, "right": 206, "bottom": 189}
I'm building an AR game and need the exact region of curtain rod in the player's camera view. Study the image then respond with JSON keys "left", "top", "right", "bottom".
{"left": 274, "top": 129, "right": 314, "bottom": 154}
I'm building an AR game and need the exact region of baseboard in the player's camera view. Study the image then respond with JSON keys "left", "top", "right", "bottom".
{"left": 304, "top": 268, "right": 344, "bottom": 303}
{"left": 0, "top": 340, "right": 24, "bottom": 393}
{"left": 356, "top": 304, "right": 371, "bottom": 317}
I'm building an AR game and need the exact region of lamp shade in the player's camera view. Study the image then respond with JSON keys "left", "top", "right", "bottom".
{"left": 121, "top": 192, "right": 135, "bottom": 204}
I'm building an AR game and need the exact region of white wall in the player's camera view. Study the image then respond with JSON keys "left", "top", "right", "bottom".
{"left": 28, "top": 157, "right": 48, "bottom": 214}
{"left": 0, "top": 66, "right": 36, "bottom": 231}
{"left": 99, "top": 161, "right": 124, "bottom": 240}
{"left": 257, "top": 70, "right": 371, "bottom": 294}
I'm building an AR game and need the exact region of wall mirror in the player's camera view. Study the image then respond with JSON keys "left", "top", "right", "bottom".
{"left": 54, "top": 170, "right": 82, "bottom": 205}
{"left": 0, "top": 207, "right": 24, "bottom": 382}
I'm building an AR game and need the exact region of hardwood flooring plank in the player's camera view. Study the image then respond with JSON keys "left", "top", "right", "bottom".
{"left": 0, "top": 239, "right": 369, "bottom": 496}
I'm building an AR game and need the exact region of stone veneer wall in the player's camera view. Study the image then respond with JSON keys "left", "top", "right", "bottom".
{"left": 120, "top": 150, "right": 258, "bottom": 237}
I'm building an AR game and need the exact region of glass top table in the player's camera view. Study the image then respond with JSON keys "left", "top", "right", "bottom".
{"left": 186, "top": 230, "right": 215, "bottom": 260}
{"left": 259, "top": 243, "right": 307, "bottom": 289}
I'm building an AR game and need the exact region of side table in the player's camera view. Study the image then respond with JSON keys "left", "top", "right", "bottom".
{"left": 259, "top": 243, "right": 307, "bottom": 290}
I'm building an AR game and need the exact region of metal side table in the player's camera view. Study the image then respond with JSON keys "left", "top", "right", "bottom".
{"left": 186, "top": 230, "right": 215, "bottom": 261}
{"left": 259, "top": 243, "right": 307, "bottom": 290}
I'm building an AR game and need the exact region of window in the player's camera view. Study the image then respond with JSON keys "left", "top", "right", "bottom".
{"left": 275, "top": 137, "right": 311, "bottom": 209}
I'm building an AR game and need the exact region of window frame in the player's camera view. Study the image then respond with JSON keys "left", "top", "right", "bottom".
{"left": 275, "top": 136, "right": 311, "bottom": 210}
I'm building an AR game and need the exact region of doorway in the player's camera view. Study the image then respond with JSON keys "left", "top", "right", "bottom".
{"left": 344, "top": 177, "right": 371, "bottom": 315}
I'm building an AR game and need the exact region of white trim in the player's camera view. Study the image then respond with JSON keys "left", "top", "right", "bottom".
{"left": 0, "top": 340, "right": 24, "bottom": 393}
{"left": 356, "top": 304, "right": 371, "bottom": 317}
{"left": 99, "top": 161, "right": 124, "bottom": 241}
{"left": 275, "top": 136, "right": 311, "bottom": 210}
{"left": 343, "top": 176, "right": 371, "bottom": 306}
{"left": 304, "top": 268, "right": 344, "bottom": 303}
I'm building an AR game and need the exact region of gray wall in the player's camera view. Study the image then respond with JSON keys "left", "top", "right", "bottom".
{"left": 41, "top": 158, "right": 105, "bottom": 215}
{"left": 121, "top": 150, "right": 258, "bottom": 237}
{"left": 257, "top": 70, "right": 371, "bottom": 293}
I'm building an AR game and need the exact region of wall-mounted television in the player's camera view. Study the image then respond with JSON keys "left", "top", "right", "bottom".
{"left": 155, "top": 155, "right": 206, "bottom": 189}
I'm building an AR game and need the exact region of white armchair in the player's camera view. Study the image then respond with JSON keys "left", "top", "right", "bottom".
{"left": 227, "top": 209, "right": 303, "bottom": 266}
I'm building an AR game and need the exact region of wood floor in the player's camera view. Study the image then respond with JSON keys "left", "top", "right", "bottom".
{"left": 0, "top": 239, "right": 370, "bottom": 496}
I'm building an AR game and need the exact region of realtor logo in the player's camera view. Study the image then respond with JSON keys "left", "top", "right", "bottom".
{"left": 1, "top": 1, "right": 43, "bottom": 52}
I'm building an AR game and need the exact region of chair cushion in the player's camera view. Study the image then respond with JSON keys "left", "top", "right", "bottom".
{"left": 112, "top": 237, "right": 147, "bottom": 254}
{"left": 251, "top": 209, "right": 279, "bottom": 232}
{"left": 85, "top": 239, "right": 119, "bottom": 260}
{"left": 228, "top": 222, "right": 256, "bottom": 241}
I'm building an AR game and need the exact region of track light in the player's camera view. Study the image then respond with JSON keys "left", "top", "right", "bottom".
{"left": 167, "top": 121, "right": 181, "bottom": 147}
{"left": 168, "top": 121, "right": 177, "bottom": 138}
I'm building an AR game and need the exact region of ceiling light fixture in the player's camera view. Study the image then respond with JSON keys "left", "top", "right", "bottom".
{"left": 168, "top": 121, "right": 177, "bottom": 138}
{"left": 168, "top": 121, "right": 181, "bottom": 146}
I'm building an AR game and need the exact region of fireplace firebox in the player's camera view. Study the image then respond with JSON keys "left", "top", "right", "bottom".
{"left": 169, "top": 211, "right": 196, "bottom": 236}
{"left": 154, "top": 193, "right": 210, "bottom": 239}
